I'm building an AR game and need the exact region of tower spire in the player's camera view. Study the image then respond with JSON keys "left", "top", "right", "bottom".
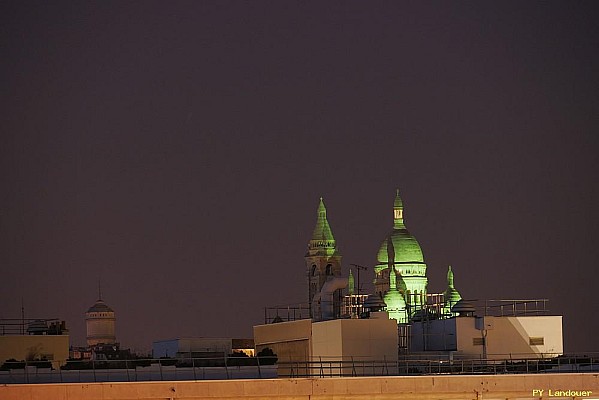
{"left": 447, "top": 265, "right": 455, "bottom": 288}
{"left": 305, "top": 197, "right": 343, "bottom": 319}
{"left": 309, "top": 197, "right": 337, "bottom": 254}
{"left": 393, "top": 188, "right": 405, "bottom": 229}
{"left": 98, "top": 279, "right": 102, "bottom": 301}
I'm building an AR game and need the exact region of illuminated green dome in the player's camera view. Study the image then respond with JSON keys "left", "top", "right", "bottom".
{"left": 377, "top": 230, "right": 424, "bottom": 264}
{"left": 376, "top": 189, "right": 424, "bottom": 265}
{"left": 374, "top": 189, "right": 428, "bottom": 322}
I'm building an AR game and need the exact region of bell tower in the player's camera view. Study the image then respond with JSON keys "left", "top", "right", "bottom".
{"left": 305, "top": 198, "right": 342, "bottom": 317}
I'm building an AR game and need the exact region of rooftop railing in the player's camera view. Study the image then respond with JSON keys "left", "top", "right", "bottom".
{"left": 0, "top": 318, "right": 64, "bottom": 336}
{"left": 1, "top": 353, "right": 598, "bottom": 383}
{"left": 263, "top": 303, "right": 311, "bottom": 324}
{"left": 478, "top": 299, "right": 550, "bottom": 317}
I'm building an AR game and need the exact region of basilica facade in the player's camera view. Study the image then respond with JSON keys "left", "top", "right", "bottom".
{"left": 305, "top": 189, "right": 461, "bottom": 323}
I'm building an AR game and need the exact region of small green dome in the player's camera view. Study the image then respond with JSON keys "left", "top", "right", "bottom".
{"left": 444, "top": 287, "right": 462, "bottom": 305}
{"left": 377, "top": 229, "right": 425, "bottom": 264}
{"left": 444, "top": 266, "right": 462, "bottom": 306}
{"left": 384, "top": 289, "right": 407, "bottom": 323}
{"left": 383, "top": 289, "right": 406, "bottom": 309}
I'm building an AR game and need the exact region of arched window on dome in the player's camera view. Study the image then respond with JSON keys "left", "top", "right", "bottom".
{"left": 311, "top": 265, "right": 317, "bottom": 276}
{"left": 326, "top": 264, "right": 332, "bottom": 276}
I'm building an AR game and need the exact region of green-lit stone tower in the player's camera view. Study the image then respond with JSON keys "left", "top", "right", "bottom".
{"left": 306, "top": 198, "right": 342, "bottom": 317}
{"left": 374, "top": 189, "right": 428, "bottom": 323}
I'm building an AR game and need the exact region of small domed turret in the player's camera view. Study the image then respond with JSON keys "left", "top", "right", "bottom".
{"left": 444, "top": 266, "right": 462, "bottom": 315}
{"left": 363, "top": 294, "right": 387, "bottom": 313}
{"left": 87, "top": 299, "right": 114, "bottom": 313}
{"left": 452, "top": 299, "right": 476, "bottom": 317}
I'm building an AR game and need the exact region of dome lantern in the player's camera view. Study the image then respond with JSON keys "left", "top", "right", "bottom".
{"left": 393, "top": 188, "right": 405, "bottom": 229}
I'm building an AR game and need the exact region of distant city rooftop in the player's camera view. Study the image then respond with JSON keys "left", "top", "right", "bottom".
{"left": 0, "top": 318, "right": 67, "bottom": 336}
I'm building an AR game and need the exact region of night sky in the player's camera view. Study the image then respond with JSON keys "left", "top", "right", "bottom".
{"left": 2, "top": 2, "right": 598, "bottom": 354}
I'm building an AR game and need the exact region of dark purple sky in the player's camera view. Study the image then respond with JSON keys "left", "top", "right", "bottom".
{"left": 2, "top": 2, "right": 598, "bottom": 354}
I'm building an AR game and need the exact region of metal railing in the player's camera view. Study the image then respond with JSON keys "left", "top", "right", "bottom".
{"left": 479, "top": 299, "right": 549, "bottom": 317}
{"left": 0, "top": 318, "right": 64, "bottom": 336}
{"left": 2, "top": 353, "right": 598, "bottom": 383}
{"left": 278, "top": 353, "right": 599, "bottom": 378}
{"left": 0, "top": 356, "right": 277, "bottom": 384}
{"left": 264, "top": 303, "right": 311, "bottom": 323}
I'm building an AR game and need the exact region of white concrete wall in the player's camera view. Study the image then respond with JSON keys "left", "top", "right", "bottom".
{"left": 254, "top": 319, "right": 398, "bottom": 364}
{"left": 2, "top": 373, "right": 598, "bottom": 400}
{"left": 253, "top": 320, "right": 312, "bottom": 363}
{"left": 456, "top": 315, "right": 563, "bottom": 359}
{"left": 310, "top": 320, "right": 343, "bottom": 360}
{"left": 312, "top": 319, "right": 398, "bottom": 362}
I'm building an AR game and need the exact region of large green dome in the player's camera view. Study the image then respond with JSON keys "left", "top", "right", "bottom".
{"left": 374, "top": 189, "right": 429, "bottom": 320}
{"left": 377, "top": 228, "right": 425, "bottom": 264}
{"left": 374, "top": 189, "right": 426, "bottom": 271}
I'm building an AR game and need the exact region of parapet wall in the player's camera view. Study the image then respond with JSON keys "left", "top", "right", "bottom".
{"left": 1, "top": 373, "right": 598, "bottom": 400}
